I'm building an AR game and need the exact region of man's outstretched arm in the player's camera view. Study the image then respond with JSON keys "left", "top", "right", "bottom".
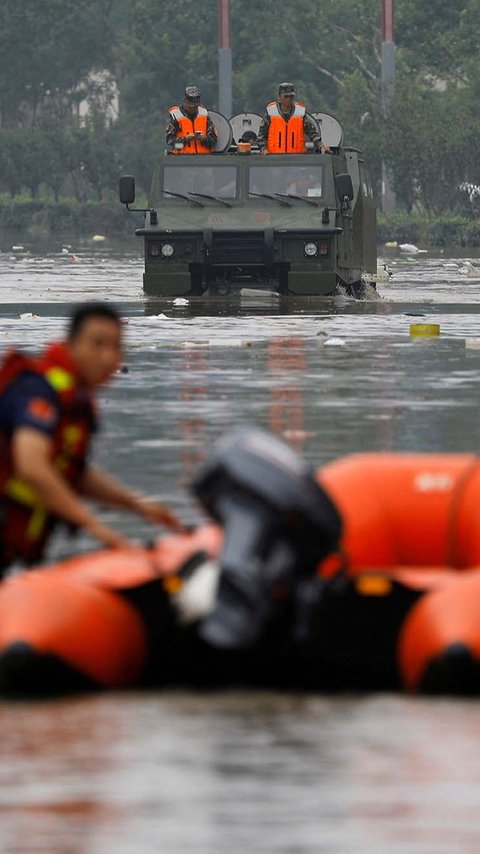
{"left": 12, "top": 428, "right": 130, "bottom": 550}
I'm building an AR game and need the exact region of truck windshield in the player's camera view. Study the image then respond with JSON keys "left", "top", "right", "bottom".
{"left": 249, "top": 165, "right": 324, "bottom": 199}
{"left": 163, "top": 166, "right": 237, "bottom": 199}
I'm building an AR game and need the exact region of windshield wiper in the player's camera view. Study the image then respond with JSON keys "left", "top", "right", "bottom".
{"left": 162, "top": 189, "right": 204, "bottom": 207}
{"left": 249, "top": 191, "right": 291, "bottom": 207}
{"left": 273, "top": 192, "right": 319, "bottom": 207}
{"left": 188, "top": 191, "right": 233, "bottom": 208}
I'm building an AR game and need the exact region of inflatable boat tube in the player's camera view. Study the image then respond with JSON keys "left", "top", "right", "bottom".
{"left": 318, "top": 453, "right": 480, "bottom": 574}
{"left": 0, "top": 526, "right": 222, "bottom": 694}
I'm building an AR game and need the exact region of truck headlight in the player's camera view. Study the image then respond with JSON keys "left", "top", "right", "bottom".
{"left": 161, "top": 243, "right": 175, "bottom": 257}
{"left": 304, "top": 241, "right": 318, "bottom": 257}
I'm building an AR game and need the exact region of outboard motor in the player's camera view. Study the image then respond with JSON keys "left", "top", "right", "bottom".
{"left": 191, "top": 428, "right": 342, "bottom": 649}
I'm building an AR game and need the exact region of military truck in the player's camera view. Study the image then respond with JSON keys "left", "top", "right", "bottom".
{"left": 119, "top": 111, "right": 376, "bottom": 297}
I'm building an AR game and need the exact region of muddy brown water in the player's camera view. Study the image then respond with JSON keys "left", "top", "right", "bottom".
{"left": 1, "top": 238, "right": 480, "bottom": 852}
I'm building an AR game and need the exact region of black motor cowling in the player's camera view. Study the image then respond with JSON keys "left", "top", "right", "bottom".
{"left": 191, "top": 428, "right": 342, "bottom": 649}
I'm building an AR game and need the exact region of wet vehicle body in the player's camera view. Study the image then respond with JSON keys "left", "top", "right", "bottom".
{"left": 120, "top": 113, "right": 377, "bottom": 297}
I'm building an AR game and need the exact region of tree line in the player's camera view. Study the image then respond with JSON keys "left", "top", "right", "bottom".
{"left": 1, "top": 0, "right": 479, "bottom": 216}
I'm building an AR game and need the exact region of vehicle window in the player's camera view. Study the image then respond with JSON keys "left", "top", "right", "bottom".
{"left": 163, "top": 166, "right": 237, "bottom": 198}
{"left": 249, "top": 165, "right": 324, "bottom": 198}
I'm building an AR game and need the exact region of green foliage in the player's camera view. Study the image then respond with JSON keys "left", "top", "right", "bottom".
{"left": 377, "top": 214, "right": 480, "bottom": 247}
{"left": 0, "top": 196, "right": 131, "bottom": 237}
{"left": 1, "top": 0, "right": 480, "bottom": 219}
{"left": 0, "top": 0, "right": 110, "bottom": 126}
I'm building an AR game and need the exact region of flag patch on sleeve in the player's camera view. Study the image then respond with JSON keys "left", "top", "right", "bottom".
{"left": 27, "top": 398, "right": 57, "bottom": 424}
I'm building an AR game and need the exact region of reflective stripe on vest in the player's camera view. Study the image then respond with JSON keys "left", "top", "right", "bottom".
{"left": 266, "top": 102, "right": 306, "bottom": 153}
{"left": 168, "top": 105, "right": 212, "bottom": 154}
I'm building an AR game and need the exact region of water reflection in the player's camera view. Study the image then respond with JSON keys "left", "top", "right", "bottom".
{"left": 2, "top": 693, "right": 480, "bottom": 853}
{"left": 266, "top": 338, "right": 309, "bottom": 454}
{"left": 178, "top": 348, "right": 209, "bottom": 487}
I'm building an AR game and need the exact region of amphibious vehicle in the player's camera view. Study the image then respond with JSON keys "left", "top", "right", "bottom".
{"left": 119, "top": 111, "right": 376, "bottom": 297}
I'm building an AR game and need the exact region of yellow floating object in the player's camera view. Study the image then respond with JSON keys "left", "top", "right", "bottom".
{"left": 410, "top": 323, "right": 440, "bottom": 337}
{"left": 92, "top": 234, "right": 106, "bottom": 242}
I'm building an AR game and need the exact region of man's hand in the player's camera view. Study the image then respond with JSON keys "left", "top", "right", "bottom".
{"left": 183, "top": 133, "right": 196, "bottom": 142}
{"left": 87, "top": 520, "right": 132, "bottom": 551}
{"left": 320, "top": 144, "right": 331, "bottom": 154}
{"left": 133, "top": 498, "right": 184, "bottom": 531}
{"left": 81, "top": 467, "right": 184, "bottom": 529}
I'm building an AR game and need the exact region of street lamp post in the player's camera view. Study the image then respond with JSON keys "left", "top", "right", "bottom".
{"left": 218, "top": 0, "right": 232, "bottom": 117}
{"left": 381, "top": 0, "right": 396, "bottom": 214}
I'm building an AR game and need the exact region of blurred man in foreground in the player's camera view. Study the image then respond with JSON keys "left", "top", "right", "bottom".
{"left": 0, "top": 302, "right": 181, "bottom": 576}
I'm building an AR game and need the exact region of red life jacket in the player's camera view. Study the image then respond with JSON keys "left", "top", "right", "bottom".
{"left": 168, "top": 105, "right": 213, "bottom": 154}
{"left": 0, "top": 342, "right": 97, "bottom": 566}
{"left": 266, "top": 102, "right": 306, "bottom": 153}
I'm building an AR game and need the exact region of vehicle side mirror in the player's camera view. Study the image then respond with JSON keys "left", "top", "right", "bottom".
{"left": 335, "top": 173, "right": 354, "bottom": 201}
{"left": 119, "top": 175, "right": 136, "bottom": 205}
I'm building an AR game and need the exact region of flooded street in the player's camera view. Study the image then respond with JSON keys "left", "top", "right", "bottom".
{"left": 2, "top": 238, "right": 480, "bottom": 852}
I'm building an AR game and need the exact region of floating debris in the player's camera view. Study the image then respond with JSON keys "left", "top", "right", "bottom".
{"left": 458, "top": 261, "right": 480, "bottom": 277}
{"left": 173, "top": 297, "right": 189, "bottom": 306}
{"left": 92, "top": 234, "right": 106, "bottom": 242}
{"left": 375, "top": 262, "right": 393, "bottom": 282}
{"left": 399, "top": 243, "right": 427, "bottom": 254}
{"left": 282, "top": 429, "right": 315, "bottom": 441}
{"left": 410, "top": 323, "right": 440, "bottom": 337}
{"left": 324, "top": 337, "right": 346, "bottom": 347}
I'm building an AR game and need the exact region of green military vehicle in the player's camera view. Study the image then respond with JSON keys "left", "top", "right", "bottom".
{"left": 119, "top": 112, "right": 376, "bottom": 297}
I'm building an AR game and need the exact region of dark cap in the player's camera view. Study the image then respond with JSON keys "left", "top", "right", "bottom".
{"left": 278, "top": 82, "right": 296, "bottom": 96}
{"left": 184, "top": 85, "right": 201, "bottom": 103}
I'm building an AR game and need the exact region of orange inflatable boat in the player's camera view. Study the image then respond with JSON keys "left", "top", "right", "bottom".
{"left": 2, "top": 441, "right": 480, "bottom": 696}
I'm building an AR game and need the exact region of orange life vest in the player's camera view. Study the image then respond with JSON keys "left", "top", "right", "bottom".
{"left": 168, "top": 105, "right": 212, "bottom": 154}
{"left": 266, "top": 101, "right": 306, "bottom": 153}
{"left": 0, "top": 342, "right": 97, "bottom": 566}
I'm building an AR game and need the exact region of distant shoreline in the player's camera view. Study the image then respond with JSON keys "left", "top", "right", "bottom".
{"left": 0, "top": 198, "right": 134, "bottom": 240}
{"left": 377, "top": 214, "right": 480, "bottom": 249}
{"left": 1, "top": 198, "right": 479, "bottom": 248}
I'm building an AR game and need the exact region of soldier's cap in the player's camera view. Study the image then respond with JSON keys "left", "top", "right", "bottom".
{"left": 184, "top": 86, "right": 201, "bottom": 103}
{"left": 278, "top": 82, "right": 296, "bottom": 96}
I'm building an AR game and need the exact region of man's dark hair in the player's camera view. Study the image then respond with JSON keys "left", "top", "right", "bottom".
{"left": 68, "top": 302, "right": 121, "bottom": 340}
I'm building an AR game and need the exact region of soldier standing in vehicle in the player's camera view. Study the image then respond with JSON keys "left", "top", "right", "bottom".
{"left": 0, "top": 302, "right": 182, "bottom": 577}
{"left": 166, "top": 86, "right": 218, "bottom": 154}
{"left": 257, "top": 82, "right": 331, "bottom": 155}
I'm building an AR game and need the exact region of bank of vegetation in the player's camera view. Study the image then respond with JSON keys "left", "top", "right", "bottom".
{"left": 1, "top": 0, "right": 479, "bottom": 240}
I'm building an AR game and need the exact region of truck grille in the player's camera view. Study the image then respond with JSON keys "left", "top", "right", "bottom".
{"left": 212, "top": 232, "right": 265, "bottom": 265}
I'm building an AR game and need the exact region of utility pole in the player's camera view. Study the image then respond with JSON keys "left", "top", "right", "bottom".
{"left": 381, "top": 0, "right": 396, "bottom": 214}
{"left": 218, "top": 0, "right": 232, "bottom": 117}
